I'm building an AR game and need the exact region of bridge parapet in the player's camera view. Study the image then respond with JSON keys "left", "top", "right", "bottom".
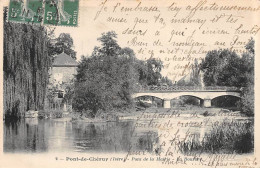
{"left": 134, "top": 85, "right": 242, "bottom": 93}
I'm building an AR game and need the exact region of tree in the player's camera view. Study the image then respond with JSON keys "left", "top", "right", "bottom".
{"left": 200, "top": 38, "right": 255, "bottom": 116}
{"left": 134, "top": 58, "right": 164, "bottom": 86}
{"left": 239, "top": 38, "right": 254, "bottom": 116}
{"left": 62, "top": 80, "right": 75, "bottom": 107}
{"left": 73, "top": 31, "right": 137, "bottom": 116}
{"left": 200, "top": 49, "right": 246, "bottom": 87}
{"left": 190, "top": 59, "right": 201, "bottom": 86}
{"left": 50, "top": 33, "right": 76, "bottom": 59}
{"left": 146, "top": 58, "right": 163, "bottom": 85}
{"left": 73, "top": 31, "right": 169, "bottom": 116}
{"left": 4, "top": 16, "right": 51, "bottom": 118}
{"left": 177, "top": 59, "right": 202, "bottom": 86}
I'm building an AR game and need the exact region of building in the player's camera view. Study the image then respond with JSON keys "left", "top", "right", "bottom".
{"left": 46, "top": 53, "right": 78, "bottom": 113}
{"left": 50, "top": 52, "right": 78, "bottom": 85}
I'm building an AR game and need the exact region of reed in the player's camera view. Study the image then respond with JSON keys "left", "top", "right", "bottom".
{"left": 177, "top": 119, "right": 254, "bottom": 154}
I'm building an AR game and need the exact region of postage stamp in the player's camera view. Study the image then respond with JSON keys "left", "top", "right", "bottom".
{"left": 8, "top": 0, "right": 44, "bottom": 23}
{"left": 44, "top": 0, "right": 79, "bottom": 26}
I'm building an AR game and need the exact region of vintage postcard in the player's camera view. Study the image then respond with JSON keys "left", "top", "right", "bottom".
{"left": 0, "top": 0, "right": 259, "bottom": 168}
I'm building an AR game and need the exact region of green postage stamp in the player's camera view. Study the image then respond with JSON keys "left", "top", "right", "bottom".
{"left": 8, "top": 0, "right": 79, "bottom": 26}
{"left": 8, "top": 0, "right": 44, "bottom": 23}
{"left": 44, "top": 0, "right": 79, "bottom": 26}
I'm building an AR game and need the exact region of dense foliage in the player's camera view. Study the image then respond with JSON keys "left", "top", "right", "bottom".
{"left": 178, "top": 119, "right": 254, "bottom": 154}
{"left": 201, "top": 49, "right": 248, "bottom": 87}
{"left": 73, "top": 31, "right": 170, "bottom": 116}
{"left": 4, "top": 12, "right": 51, "bottom": 119}
{"left": 49, "top": 33, "right": 77, "bottom": 59}
{"left": 239, "top": 39, "right": 254, "bottom": 116}
{"left": 200, "top": 38, "right": 254, "bottom": 116}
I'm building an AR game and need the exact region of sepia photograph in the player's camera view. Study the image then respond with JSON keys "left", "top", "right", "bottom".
{"left": 0, "top": 0, "right": 259, "bottom": 168}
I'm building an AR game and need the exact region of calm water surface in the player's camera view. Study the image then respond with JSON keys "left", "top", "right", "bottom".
{"left": 4, "top": 113, "right": 252, "bottom": 153}
{"left": 4, "top": 118, "right": 158, "bottom": 153}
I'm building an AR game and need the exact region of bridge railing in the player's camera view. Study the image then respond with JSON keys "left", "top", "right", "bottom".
{"left": 133, "top": 85, "right": 242, "bottom": 92}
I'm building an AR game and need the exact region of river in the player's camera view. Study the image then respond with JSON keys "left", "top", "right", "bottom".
{"left": 4, "top": 109, "right": 253, "bottom": 154}
{"left": 4, "top": 118, "right": 158, "bottom": 153}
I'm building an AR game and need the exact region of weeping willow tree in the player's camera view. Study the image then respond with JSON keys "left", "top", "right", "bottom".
{"left": 4, "top": 9, "right": 52, "bottom": 119}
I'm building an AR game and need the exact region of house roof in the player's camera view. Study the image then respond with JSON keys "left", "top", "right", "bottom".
{"left": 52, "top": 53, "right": 78, "bottom": 67}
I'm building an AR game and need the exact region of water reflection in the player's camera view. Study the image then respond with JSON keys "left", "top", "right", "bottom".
{"left": 4, "top": 118, "right": 158, "bottom": 153}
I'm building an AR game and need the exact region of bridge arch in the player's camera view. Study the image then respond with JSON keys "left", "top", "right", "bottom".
{"left": 171, "top": 95, "right": 203, "bottom": 101}
{"left": 171, "top": 95, "right": 203, "bottom": 107}
{"left": 132, "top": 93, "right": 164, "bottom": 100}
{"left": 211, "top": 95, "right": 241, "bottom": 108}
{"left": 210, "top": 93, "right": 241, "bottom": 100}
{"left": 133, "top": 95, "right": 164, "bottom": 108}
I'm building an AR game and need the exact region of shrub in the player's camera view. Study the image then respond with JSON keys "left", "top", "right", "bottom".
{"left": 202, "top": 119, "right": 254, "bottom": 154}
{"left": 176, "top": 119, "right": 254, "bottom": 154}
{"left": 239, "top": 85, "right": 254, "bottom": 116}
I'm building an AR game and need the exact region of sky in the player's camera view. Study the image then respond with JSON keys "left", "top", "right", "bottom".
{"left": 52, "top": 0, "right": 259, "bottom": 82}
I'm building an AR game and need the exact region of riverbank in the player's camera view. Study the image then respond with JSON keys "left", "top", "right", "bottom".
{"left": 41, "top": 105, "right": 251, "bottom": 123}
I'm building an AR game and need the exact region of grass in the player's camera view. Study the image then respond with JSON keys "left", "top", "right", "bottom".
{"left": 177, "top": 119, "right": 254, "bottom": 154}
{"left": 202, "top": 119, "right": 254, "bottom": 154}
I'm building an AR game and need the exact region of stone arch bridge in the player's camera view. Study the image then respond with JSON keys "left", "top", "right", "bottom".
{"left": 132, "top": 86, "right": 242, "bottom": 108}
